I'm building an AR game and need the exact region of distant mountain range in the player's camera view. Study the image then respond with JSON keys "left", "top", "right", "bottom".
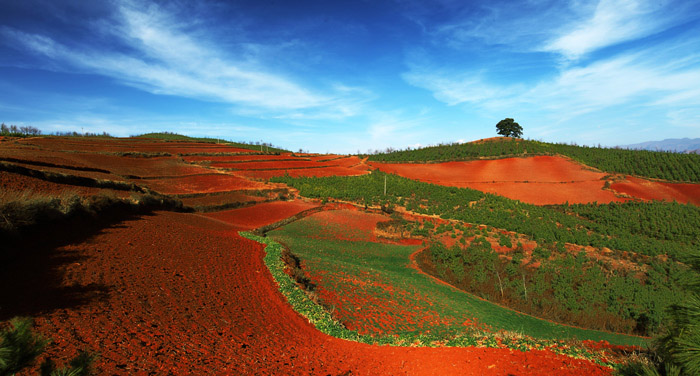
{"left": 619, "top": 138, "right": 700, "bottom": 154}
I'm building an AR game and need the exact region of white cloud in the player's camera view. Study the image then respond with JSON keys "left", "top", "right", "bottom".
{"left": 404, "top": 35, "right": 700, "bottom": 125}
{"left": 1, "top": 1, "right": 350, "bottom": 113}
{"left": 402, "top": 70, "right": 519, "bottom": 106}
{"left": 543, "top": 0, "right": 686, "bottom": 60}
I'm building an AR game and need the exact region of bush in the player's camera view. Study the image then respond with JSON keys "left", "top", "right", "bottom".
{"left": 0, "top": 317, "right": 47, "bottom": 374}
{"left": 498, "top": 233, "right": 512, "bottom": 248}
{"left": 0, "top": 317, "right": 95, "bottom": 376}
{"left": 652, "top": 255, "right": 700, "bottom": 375}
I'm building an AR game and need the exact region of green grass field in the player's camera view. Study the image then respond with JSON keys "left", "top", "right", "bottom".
{"left": 268, "top": 213, "right": 647, "bottom": 347}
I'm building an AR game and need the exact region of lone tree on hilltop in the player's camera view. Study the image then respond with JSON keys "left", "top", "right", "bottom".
{"left": 496, "top": 118, "right": 523, "bottom": 138}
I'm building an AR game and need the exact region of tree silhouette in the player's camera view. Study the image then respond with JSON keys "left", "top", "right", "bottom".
{"left": 496, "top": 118, "right": 523, "bottom": 138}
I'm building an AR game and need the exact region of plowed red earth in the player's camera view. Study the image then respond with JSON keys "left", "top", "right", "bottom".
{"left": 301, "top": 209, "right": 387, "bottom": 242}
{"left": 211, "top": 160, "right": 336, "bottom": 169}
{"left": 140, "top": 173, "right": 268, "bottom": 194}
{"left": 179, "top": 191, "right": 271, "bottom": 208}
{"left": 182, "top": 154, "right": 304, "bottom": 163}
{"left": 15, "top": 210, "right": 611, "bottom": 375}
{"left": 203, "top": 200, "right": 319, "bottom": 229}
{"left": 370, "top": 156, "right": 628, "bottom": 205}
{"left": 20, "top": 137, "right": 256, "bottom": 154}
{"left": 2, "top": 161, "right": 121, "bottom": 182}
{"left": 64, "top": 155, "right": 210, "bottom": 177}
{"left": 308, "top": 154, "right": 342, "bottom": 161}
{"left": 611, "top": 176, "right": 700, "bottom": 205}
{"left": 0, "top": 143, "right": 215, "bottom": 179}
{"left": 239, "top": 166, "right": 369, "bottom": 179}
{"left": 0, "top": 171, "right": 131, "bottom": 198}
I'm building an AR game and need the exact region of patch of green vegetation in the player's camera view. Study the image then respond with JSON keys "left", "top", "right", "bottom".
{"left": 0, "top": 190, "right": 188, "bottom": 252}
{"left": 271, "top": 171, "right": 699, "bottom": 337}
{"left": 241, "top": 230, "right": 631, "bottom": 367}
{"left": 429, "top": 240, "right": 691, "bottom": 336}
{"left": 266, "top": 219, "right": 644, "bottom": 346}
{"left": 239, "top": 232, "right": 368, "bottom": 342}
{"left": 135, "top": 132, "right": 289, "bottom": 153}
{"left": 367, "top": 138, "right": 700, "bottom": 183}
{"left": 0, "top": 317, "right": 96, "bottom": 376}
{"left": 272, "top": 171, "right": 699, "bottom": 262}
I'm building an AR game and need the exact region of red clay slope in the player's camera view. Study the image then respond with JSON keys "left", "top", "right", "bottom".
{"left": 611, "top": 176, "right": 700, "bottom": 205}
{"left": 18, "top": 210, "right": 611, "bottom": 375}
{"left": 370, "top": 156, "right": 625, "bottom": 205}
{"left": 203, "top": 200, "right": 320, "bottom": 229}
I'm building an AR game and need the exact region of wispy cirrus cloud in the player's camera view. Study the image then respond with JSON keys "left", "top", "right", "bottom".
{"left": 1, "top": 0, "right": 352, "bottom": 114}
{"left": 402, "top": 0, "right": 700, "bottom": 144}
{"left": 543, "top": 0, "right": 692, "bottom": 60}
{"left": 407, "top": 0, "right": 696, "bottom": 61}
{"left": 406, "top": 39, "right": 700, "bottom": 111}
{"left": 404, "top": 32, "right": 700, "bottom": 143}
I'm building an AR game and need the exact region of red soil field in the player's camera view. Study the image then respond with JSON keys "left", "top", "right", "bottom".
{"left": 611, "top": 176, "right": 700, "bottom": 205}
{"left": 0, "top": 146, "right": 212, "bottom": 179}
{"left": 1, "top": 137, "right": 623, "bottom": 374}
{"left": 302, "top": 209, "right": 389, "bottom": 242}
{"left": 203, "top": 200, "right": 319, "bottom": 229}
{"left": 239, "top": 166, "right": 370, "bottom": 179}
{"left": 466, "top": 181, "right": 627, "bottom": 205}
{"left": 334, "top": 155, "right": 369, "bottom": 168}
{"left": 63, "top": 154, "right": 211, "bottom": 178}
{"left": 19, "top": 137, "right": 256, "bottom": 154}
{"left": 140, "top": 173, "right": 268, "bottom": 194}
{"left": 182, "top": 154, "right": 304, "bottom": 163}
{"left": 211, "top": 160, "right": 336, "bottom": 170}
{"left": 0, "top": 171, "right": 131, "bottom": 199}
{"left": 0, "top": 148, "right": 102, "bottom": 171}
{"left": 308, "top": 154, "right": 343, "bottom": 161}
{"left": 309, "top": 268, "right": 461, "bottom": 336}
{"left": 370, "top": 156, "right": 627, "bottom": 205}
{"left": 1, "top": 162, "right": 125, "bottom": 182}
{"left": 178, "top": 190, "right": 272, "bottom": 208}
{"left": 6, "top": 210, "right": 611, "bottom": 375}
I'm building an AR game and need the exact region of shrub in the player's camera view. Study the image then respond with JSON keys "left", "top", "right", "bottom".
{"left": 0, "top": 317, "right": 95, "bottom": 376}
{"left": 498, "top": 233, "right": 512, "bottom": 248}
{"left": 652, "top": 254, "right": 700, "bottom": 375}
{"left": 0, "top": 317, "right": 48, "bottom": 374}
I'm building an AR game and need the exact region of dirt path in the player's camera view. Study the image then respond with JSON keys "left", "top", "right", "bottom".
{"left": 16, "top": 209, "right": 612, "bottom": 375}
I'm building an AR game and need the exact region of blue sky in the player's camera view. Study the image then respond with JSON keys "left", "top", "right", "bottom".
{"left": 1, "top": 0, "right": 699, "bottom": 153}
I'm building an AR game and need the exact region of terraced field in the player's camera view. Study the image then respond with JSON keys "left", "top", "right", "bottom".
{"left": 268, "top": 209, "right": 645, "bottom": 346}
{"left": 1, "top": 135, "right": 696, "bottom": 375}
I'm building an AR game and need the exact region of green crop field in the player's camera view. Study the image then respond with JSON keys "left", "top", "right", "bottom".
{"left": 268, "top": 213, "right": 646, "bottom": 347}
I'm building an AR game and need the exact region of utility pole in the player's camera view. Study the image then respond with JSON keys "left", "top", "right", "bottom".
{"left": 384, "top": 175, "right": 387, "bottom": 196}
